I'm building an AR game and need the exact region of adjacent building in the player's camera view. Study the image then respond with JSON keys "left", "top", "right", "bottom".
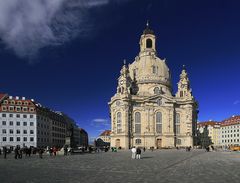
{"left": 79, "top": 128, "right": 88, "bottom": 147}
{"left": 220, "top": 116, "right": 240, "bottom": 147}
{"left": 198, "top": 115, "right": 240, "bottom": 147}
{"left": 98, "top": 130, "right": 111, "bottom": 144}
{"left": 0, "top": 93, "right": 88, "bottom": 148}
{"left": 109, "top": 23, "right": 198, "bottom": 149}
{"left": 197, "top": 121, "right": 221, "bottom": 147}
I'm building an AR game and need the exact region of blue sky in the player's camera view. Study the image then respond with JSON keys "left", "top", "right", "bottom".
{"left": 0, "top": 0, "right": 239, "bottom": 142}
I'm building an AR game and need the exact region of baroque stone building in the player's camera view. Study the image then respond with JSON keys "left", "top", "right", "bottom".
{"left": 109, "top": 24, "right": 198, "bottom": 149}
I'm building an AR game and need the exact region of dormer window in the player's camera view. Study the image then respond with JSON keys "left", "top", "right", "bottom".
{"left": 154, "top": 87, "right": 160, "bottom": 94}
{"left": 146, "top": 38, "right": 152, "bottom": 48}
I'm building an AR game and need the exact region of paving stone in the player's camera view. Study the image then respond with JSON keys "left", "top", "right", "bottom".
{"left": 0, "top": 149, "right": 239, "bottom": 183}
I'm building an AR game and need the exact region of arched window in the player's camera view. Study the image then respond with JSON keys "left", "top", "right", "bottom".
{"left": 180, "top": 91, "right": 183, "bottom": 97}
{"left": 156, "top": 112, "right": 162, "bottom": 133}
{"left": 135, "top": 139, "right": 141, "bottom": 144}
{"left": 175, "top": 113, "right": 180, "bottom": 134}
{"left": 152, "top": 66, "right": 156, "bottom": 74}
{"left": 117, "top": 112, "right": 122, "bottom": 133}
{"left": 135, "top": 112, "right": 141, "bottom": 133}
{"left": 154, "top": 87, "right": 160, "bottom": 95}
{"left": 146, "top": 38, "right": 152, "bottom": 48}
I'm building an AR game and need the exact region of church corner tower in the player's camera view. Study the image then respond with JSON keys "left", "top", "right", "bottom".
{"left": 176, "top": 65, "right": 193, "bottom": 99}
{"left": 109, "top": 22, "right": 198, "bottom": 149}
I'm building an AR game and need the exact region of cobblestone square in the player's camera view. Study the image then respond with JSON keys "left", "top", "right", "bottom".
{"left": 0, "top": 149, "right": 239, "bottom": 183}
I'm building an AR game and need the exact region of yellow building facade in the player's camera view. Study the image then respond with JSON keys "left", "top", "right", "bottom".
{"left": 109, "top": 24, "right": 198, "bottom": 149}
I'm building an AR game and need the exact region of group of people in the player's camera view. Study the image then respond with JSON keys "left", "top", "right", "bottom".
{"left": 0, "top": 146, "right": 8, "bottom": 159}
{"left": 0, "top": 146, "right": 60, "bottom": 159}
{"left": 131, "top": 147, "right": 142, "bottom": 159}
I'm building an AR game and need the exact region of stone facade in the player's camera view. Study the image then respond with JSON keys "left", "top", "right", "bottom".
{"left": 109, "top": 24, "right": 198, "bottom": 149}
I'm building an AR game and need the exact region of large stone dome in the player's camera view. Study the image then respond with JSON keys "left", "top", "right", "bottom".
{"left": 129, "top": 55, "right": 171, "bottom": 87}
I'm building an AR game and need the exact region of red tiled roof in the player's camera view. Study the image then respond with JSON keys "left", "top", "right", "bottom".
{"left": 100, "top": 130, "right": 111, "bottom": 136}
{"left": 197, "top": 121, "right": 221, "bottom": 127}
{"left": 0, "top": 93, "right": 7, "bottom": 100}
{"left": 221, "top": 115, "right": 240, "bottom": 127}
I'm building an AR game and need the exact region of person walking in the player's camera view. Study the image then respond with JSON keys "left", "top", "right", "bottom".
{"left": 136, "top": 147, "right": 141, "bottom": 159}
{"left": 39, "top": 148, "right": 44, "bottom": 159}
{"left": 3, "top": 147, "right": 7, "bottom": 159}
{"left": 64, "top": 146, "right": 68, "bottom": 156}
{"left": 53, "top": 147, "right": 57, "bottom": 156}
{"left": 14, "top": 146, "right": 19, "bottom": 159}
{"left": 131, "top": 147, "right": 136, "bottom": 159}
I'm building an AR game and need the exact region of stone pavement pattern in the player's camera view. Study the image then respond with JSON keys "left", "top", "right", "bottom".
{"left": 0, "top": 150, "right": 239, "bottom": 183}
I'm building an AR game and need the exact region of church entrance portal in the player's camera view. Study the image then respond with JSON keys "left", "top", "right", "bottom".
{"left": 115, "top": 139, "right": 120, "bottom": 148}
{"left": 157, "top": 139, "right": 162, "bottom": 149}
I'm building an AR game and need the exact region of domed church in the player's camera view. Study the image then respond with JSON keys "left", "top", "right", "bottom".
{"left": 109, "top": 23, "right": 198, "bottom": 149}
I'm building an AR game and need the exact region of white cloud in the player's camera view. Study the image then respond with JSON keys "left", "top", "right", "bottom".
{"left": 91, "top": 118, "right": 110, "bottom": 127}
{"left": 93, "top": 118, "right": 108, "bottom": 123}
{"left": 0, "top": 0, "right": 128, "bottom": 61}
{"left": 233, "top": 100, "right": 240, "bottom": 105}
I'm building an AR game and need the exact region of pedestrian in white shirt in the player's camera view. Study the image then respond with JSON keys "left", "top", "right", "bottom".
{"left": 131, "top": 147, "right": 136, "bottom": 159}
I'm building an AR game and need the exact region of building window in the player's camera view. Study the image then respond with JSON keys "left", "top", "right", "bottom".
{"left": 156, "top": 112, "right": 162, "bottom": 134}
{"left": 10, "top": 137, "right": 14, "bottom": 141}
{"left": 9, "top": 129, "right": 13, "bottom": 134}
{"left": 175, "top": 113, "right": 180, "bottom": 134}
{"left": 2, "top": 107, "right": 7, "bottom": 111}
{"left": 16, "top": 130, "right": 20, "bottom": 134}
{"left": 176, "top": 139, "right": 181, "bottom": 145}
{"left": 23, "top": 114, "right": 27, "bottom": 118}
{"left": 23, "top": 130, "right": 27, "bottom": 134}
{"left": 9, "top": 114, "right": 13, "bottom": 117}
{"left": 16, "top": 114, "right": 20, "bottom": 118}
{"left": 9, "top": 106, "right": 14, "bottom": 111}
{"left": 152, "top": 66, "right": 156, "bottom": 74}
{"left": 30, "top": 137, "right": 34, "bottom": 142}
{"left": 2, "top": 121, "right": 6, "bottom": 125}
{"left": 2, "top": 113, "right": 6, "bottom": 117}
{"left": 9, "top": 121, "right": 13, "bottom": 126}
{"left": 135, "top": 139, "right": 141, "bottom": 144}
{"left": 146, "top": 38, "right": 152, "bottom": 48}
{"left": 24, "top": 102, "right": 28, "bottom": 105}
{"left": 135, "top": 112, "right": 141, "bottom": 133}
{"left": 16, "top": 121, "right": 20, "bottom": 126}
{"left": 23, "top": 122, "right": 27, "bottom": 126}
{"left": 30, "top": 122, "right": 34, "bottom": 126}
{"left": 3, "top": 137, "right": 6, "bottom": 141}
{"left": 17, "top": 137, "right": 20, "bottom": 141}
{"left": 23, "top": 137, "right": 27, "bottom": 142}
{"left": 2, "top": 129, "right": 6, "bottom": 134}
{"left": 116, "top": 112, "right": 122, "bottom": 133}
{"left": 30, "top": 115, "right": 34, "bottom": 118}
{"left": 3, "top": 100, "right": 8, "bottom": 104}
{"left": 30, "top": 130, "right": 34, "bottom": 134}
{"left": 16, "top": 106, "right": 21, "bottom": 112}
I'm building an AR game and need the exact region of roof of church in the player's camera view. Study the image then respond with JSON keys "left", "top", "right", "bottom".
{"left": 100, "top": 130, "right": 111, "bottom": 136}
{"left": 143, "top": 21, "right": 154, "bottom": 35}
